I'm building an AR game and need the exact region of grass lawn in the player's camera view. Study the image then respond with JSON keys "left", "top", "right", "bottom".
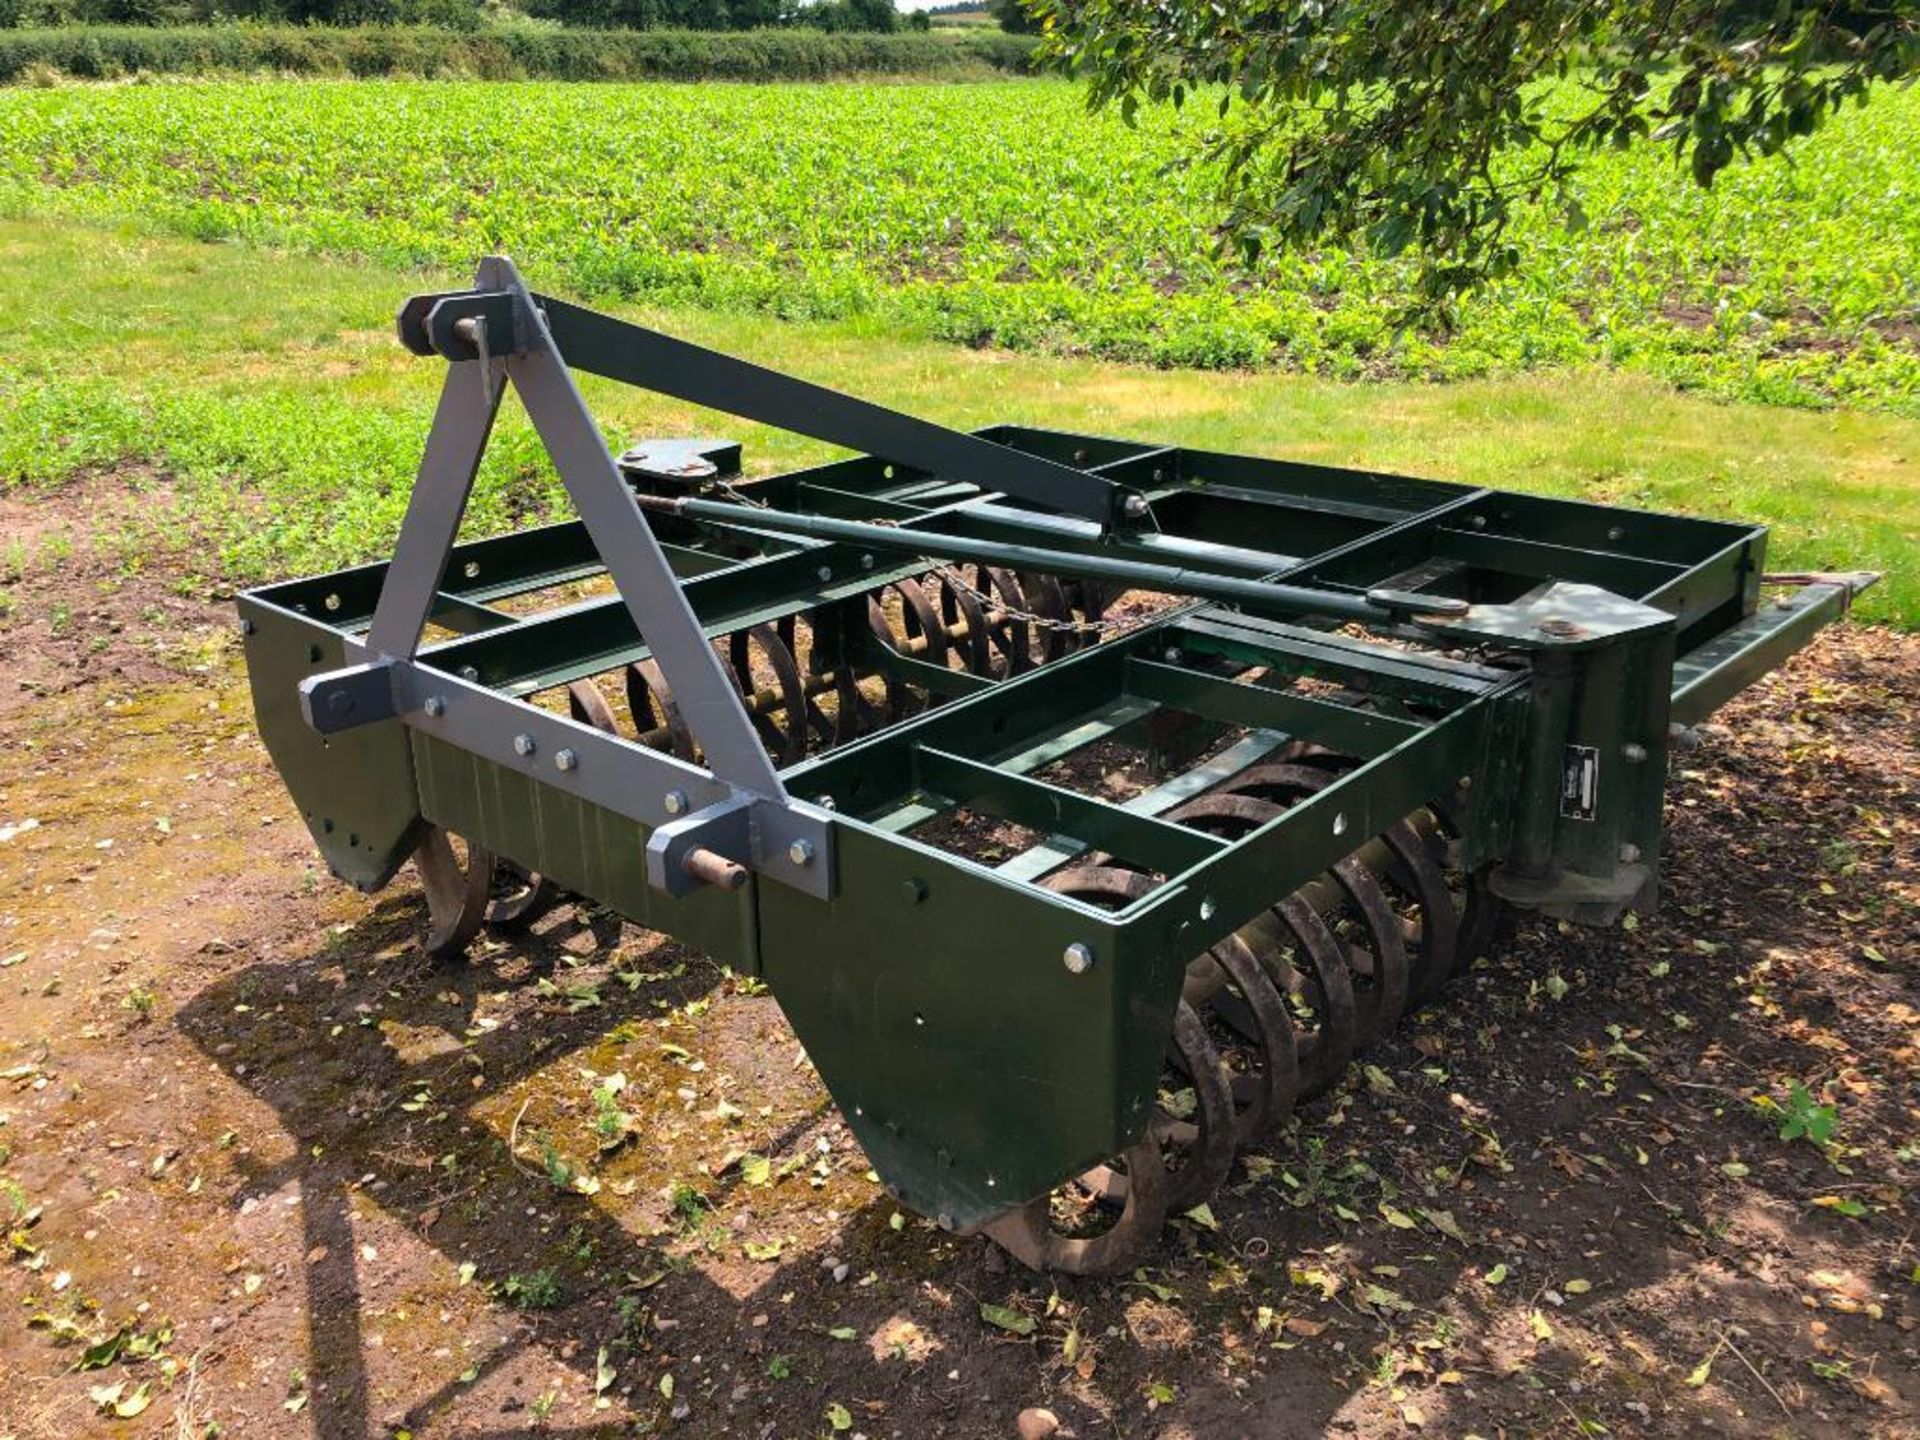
{"left": 2, "top": 218, "right": 1914, "bottom": 625}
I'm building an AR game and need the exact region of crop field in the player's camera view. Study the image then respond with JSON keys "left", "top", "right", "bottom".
{"left": 2, "top": 77, "right": 1918, "bottom": 413}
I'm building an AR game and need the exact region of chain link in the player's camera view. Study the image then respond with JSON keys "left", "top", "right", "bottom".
{"left": 927, "top": 562, "right": 1133, "bottom": 640}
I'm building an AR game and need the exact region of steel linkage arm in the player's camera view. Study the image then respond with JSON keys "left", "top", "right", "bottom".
{"left": 534, "top": 292, "right": 1148, "bottom": 530}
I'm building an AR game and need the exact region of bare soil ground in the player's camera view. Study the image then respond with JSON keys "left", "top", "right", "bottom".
{"left": 1, "top": 476, "right": 1916, "bottom": 1440}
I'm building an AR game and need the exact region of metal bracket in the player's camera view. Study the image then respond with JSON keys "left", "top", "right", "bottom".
{"left": 299, "top": 661, "right": 397, "bottom": 735}
{"left": 645, "top": 794, "right": 837, "bottom": 901}
{"left": 646, "top": 796, "right": 755, "bottom": 898}
{"left": 396, "top": 289, "right": 522, "bottom": 360}
{"left": 1420, "top": 581, "right": 1674, "bottom": 652}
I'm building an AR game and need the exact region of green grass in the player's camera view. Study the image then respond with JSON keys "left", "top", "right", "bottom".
{"left": 1, "top": 219, "right": 1913, "bottom": 625}
{"left": 0, "top": 78, "right": 1916, "bottom": 414}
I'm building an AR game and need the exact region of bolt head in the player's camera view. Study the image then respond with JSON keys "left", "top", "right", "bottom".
{"left": 663, "top": 789, "right": 688, "bottom": 816}
{"left": 1163, "top": 647, "right": 1184, "bottom": 665}
{"left": 512, "top": 733, "right": 537, "bottom": 757}
{"left": 422, "top": 695, "right": 446, "bottom": 718}
{"left": 816, "top": 565, "right": 833, "bottom": 584}
{"left": 1621, "top": 742, "right": 1648, "bottom": 763}
{"left": 788, "top": 838, "right": 816, "bottom": 867}
{"left": 860, "top": 553, "right": 875, "bottom": 571}
{"left": 1123, "top": 494, "right": 1150, "bottom": 518}
{"left": 554, "top": 747, "right": 578, "bottom": 773}
{"left": 1062, "top": 942, "right": 1095, "bottom": 975}
{"left": 1619, "top": 842, "right": 1642, "bottom": 864}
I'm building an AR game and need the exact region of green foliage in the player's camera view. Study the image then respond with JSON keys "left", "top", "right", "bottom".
{"left": 5, "top": 0, "right": 485, "bottom": 25}
{"left": 1776, "top": 1082, "right": 1838, "bottom": 1147}
{"left": 500, "top": 1268, "right": 563, "bottom": 1309}
{"left": 539, "top": 1140, "right": 578, "bottom": 1190}
{"left": 0, "top": 24, "right": 1033, "bottom": 78}
{"left": 0, "top": 78, "right": 1912, "bottom": 413}
{"left": 1035, "top": 0, "right": 1920, "bottom": 299}
{"left": 988, "top": 0, "right": 1031, "bottom": 34}
{"left": 668, "top": 1179, "right": 710, "bottom": 1227}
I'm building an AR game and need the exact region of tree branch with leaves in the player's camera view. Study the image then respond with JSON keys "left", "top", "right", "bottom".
{"left": 1031, "top": 0, "right": 1920, "bottom": 298}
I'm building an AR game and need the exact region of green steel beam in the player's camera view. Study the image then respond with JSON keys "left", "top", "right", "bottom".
{"left": 910, "top": 745, "right": 1226, "bottom": 876}
{"left": 1123, "top": 657, "right": 1423, "bottom": 757}
{"left": 1670, "top": 577, "right": 1873, "bottom": 726}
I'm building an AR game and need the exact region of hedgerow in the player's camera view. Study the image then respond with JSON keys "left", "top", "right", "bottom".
{"left": 0, "top": 24, "right": 1034, "bottom": 81}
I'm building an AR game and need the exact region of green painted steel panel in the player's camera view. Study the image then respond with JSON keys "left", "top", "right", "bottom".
{"left": 239, "top": 597, "right": 422, "bottom": 891}
{"left": 754, "top": 820, "right": 1188, "bottom": 1231}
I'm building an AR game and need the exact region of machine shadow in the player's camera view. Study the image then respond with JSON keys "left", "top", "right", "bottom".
{"left": 172, "top": 886, "right": 868, "bottom": 1440}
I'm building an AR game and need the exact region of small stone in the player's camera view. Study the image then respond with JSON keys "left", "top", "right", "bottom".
{"left": 209, "top": 1316, "right": 229, "bottom": 1333}
{"left": 831, "top": 1263, "right": 850, "bottom": 1284}
{"left": 1016, "top": 1407, "right": 1060, "bottom": 1440}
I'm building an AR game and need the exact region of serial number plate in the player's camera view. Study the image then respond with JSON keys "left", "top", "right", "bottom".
{"left": 1560, "top": 744, "right": 1599, "bottom": 821}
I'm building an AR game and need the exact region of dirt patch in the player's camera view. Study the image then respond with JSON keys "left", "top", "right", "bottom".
{"left": 0, "top": 469, "right": 234, "bottom": 721}
{"left": 0, "top": 577, "right": 1914, "bottom": 1437}
{"left": 1661, "top": 300, "right": 1718, "bottom": 332}
{"left": 1869, "top": 315, "right": 1920, "bottom": 348}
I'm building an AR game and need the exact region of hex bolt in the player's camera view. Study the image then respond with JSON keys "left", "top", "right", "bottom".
{"left": 1123, "top": 494, "right": 1150, "bottom": 518}
{"left": 1537, "top": 617, "right": 1582, "bottom": 639}
{"left": 240, "top": 618, "right": 257, "bottom": 637}
{"left": 663, "top": 789, "right": 689, "bottom": 816}
{"left": 422, "top": 695, "right": 446, "bottom": 719}
{"left": 816, "top": 565, "right": 833, "bottom": 583}
{"left": 554, "top": 748, "right": 578, "bottom": 773}
{"left": 1619, "top": 843, "right": 1642, "bottom": 864}
{"left": 1470, "top": 514, "right": 1488, "bottom": 530}
{"left": 788, "top": 838, "right": 816, "bottom": 868}
{"left": 1062, "top": 942, "right": 1095, "bottom": 975}
{"left": 1607, "top": 525, "right": 1627, "bottom": 542}
{"left": 859, "top": 553, "right": 875, "bottom": 571}
{"left": 513, "top": 733, "right": 537, "bottom": 757}
{"left": 1164, "top": 646, "right": 1184, "bottom": 665}
{"left": 1621, "top": 742, "right": 1648, "bottom": 763}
